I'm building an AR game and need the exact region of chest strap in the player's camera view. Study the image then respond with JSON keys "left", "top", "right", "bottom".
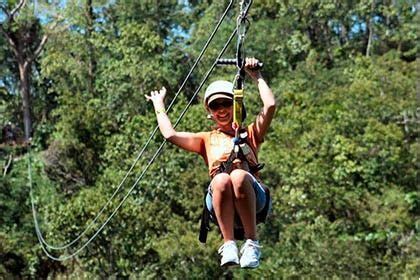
{"left": 218, "top": 130, "right": 264, "bottom": 175}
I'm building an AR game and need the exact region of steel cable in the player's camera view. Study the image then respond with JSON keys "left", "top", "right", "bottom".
{"left": 29, "top": 0, "right": 235, "bottom": 252}
{"left": 30, "top": 24, "right": 238, "bottom": 261}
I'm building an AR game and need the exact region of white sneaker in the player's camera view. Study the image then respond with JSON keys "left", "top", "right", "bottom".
{"left": 218, "top": 240, "right": 239, "bottom": 267}
{"left": 240, "top": 239, "right": 261, "bottom": 268}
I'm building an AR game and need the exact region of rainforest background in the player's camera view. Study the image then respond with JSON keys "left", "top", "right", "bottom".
{"left": 0, "top": 0, "right": 418, "bottom": 278}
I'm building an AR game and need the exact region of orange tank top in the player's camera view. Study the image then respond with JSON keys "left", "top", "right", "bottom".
{"left": 197, "top": 123, "right": 263, "bottom": 178}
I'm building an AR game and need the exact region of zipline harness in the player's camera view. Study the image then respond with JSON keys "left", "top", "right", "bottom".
{"left": 28, "top": 0, "right": 269, "bottom": 261}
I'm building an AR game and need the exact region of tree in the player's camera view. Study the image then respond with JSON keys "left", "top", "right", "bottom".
{"left": 0, "top": 0, "right": 58, "bottom": 140}
{"left": 1, "top": 1, "right": 418, "bottom": 277}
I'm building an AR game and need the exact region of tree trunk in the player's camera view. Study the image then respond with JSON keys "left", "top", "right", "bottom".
{"left": 19, "top": 61, "right": 32, "bottom": 140}
{"left": 366, "top": 1, "right": 376, "bottom": 57}
{"left": 86, "top": 0, "right": 96, "bottom": 96}
{"left": 1, "top": 0, "right": 53, "bottom": 142}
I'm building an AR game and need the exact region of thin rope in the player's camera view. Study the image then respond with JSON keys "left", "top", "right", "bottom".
{"left": 30, "top": 0, "right": 236, "bottom": 251}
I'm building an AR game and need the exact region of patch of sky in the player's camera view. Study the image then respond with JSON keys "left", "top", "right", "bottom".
{"left": 164, "top": 0, "right": 193, "bottom": 45}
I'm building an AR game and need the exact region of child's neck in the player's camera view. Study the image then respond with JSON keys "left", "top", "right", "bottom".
{"left": 217, "top": 124, "right": 235, "bottom": 135}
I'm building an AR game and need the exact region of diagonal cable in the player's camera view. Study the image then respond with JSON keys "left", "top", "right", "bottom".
{"left": 31, "top": 0, "right": 236, "bottom": 251}
{"left": 31, "top": 28, "right": 237, "bottom": 261}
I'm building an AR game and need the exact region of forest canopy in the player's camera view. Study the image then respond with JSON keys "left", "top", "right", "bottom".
{"left": 0, "top": 0, "right": 418, "bottom": 278}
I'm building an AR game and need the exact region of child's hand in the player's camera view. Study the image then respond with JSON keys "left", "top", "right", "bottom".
{"left": 145, "top": 87, "right": 167, "bottom": 105}
{"left": 244, "top": 57, "right": 262, "bottom": 80}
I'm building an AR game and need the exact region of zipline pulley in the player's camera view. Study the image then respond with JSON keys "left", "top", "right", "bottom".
{"left": 216, "top": 0, "right": 254, "bottom": 137}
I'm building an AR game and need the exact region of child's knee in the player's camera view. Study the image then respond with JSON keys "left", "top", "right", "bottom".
{"left": 211, "top": 173, "right": 232, "bottom": 193}
{"left": 230, "top": 169, "right": 252, "bottom": 191}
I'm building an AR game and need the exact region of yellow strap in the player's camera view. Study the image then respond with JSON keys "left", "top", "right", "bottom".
{"left": 233, "top": 89, "right": 244, "bottom": 128}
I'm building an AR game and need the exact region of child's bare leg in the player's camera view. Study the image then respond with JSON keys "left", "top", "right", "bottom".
{"left": 230, "top": 169, "right": 257, "bottom": 240}
{"left": 211, "top": 173, "right": 235, "bottom": 242}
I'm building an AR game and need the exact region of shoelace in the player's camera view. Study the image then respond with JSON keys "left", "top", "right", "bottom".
{"left": 240, "top": 241, "right": 262, "bottom": 255}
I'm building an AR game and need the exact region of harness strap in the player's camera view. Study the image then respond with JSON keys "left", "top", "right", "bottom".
{"left": 219, "top": 132, "right": 264, "bottom": 175}
{"left": 199, "top": 194, "right": 211, "bottom": 243}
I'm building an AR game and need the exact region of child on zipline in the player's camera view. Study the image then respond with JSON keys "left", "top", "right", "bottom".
{"left": 146, "top": 57, "right": 276, "bottom": 268}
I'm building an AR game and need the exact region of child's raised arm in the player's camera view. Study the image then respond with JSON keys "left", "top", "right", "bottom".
{"left": 145, "top": 87, "right": 203, "bottom": 154}
{"left": 244, "top": 58, "right": 277, "bottom": 142}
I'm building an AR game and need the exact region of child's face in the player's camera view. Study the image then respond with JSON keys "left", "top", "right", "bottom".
{"left": 208, "top": 98, "right": 233, "bottom": 126}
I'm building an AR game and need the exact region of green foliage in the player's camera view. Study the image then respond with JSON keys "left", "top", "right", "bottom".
{"left": 259, "top": 52, "right": 418, "bottom": 278}
{"left": 1, "top": 1, "right": 418, "bottom": 278}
